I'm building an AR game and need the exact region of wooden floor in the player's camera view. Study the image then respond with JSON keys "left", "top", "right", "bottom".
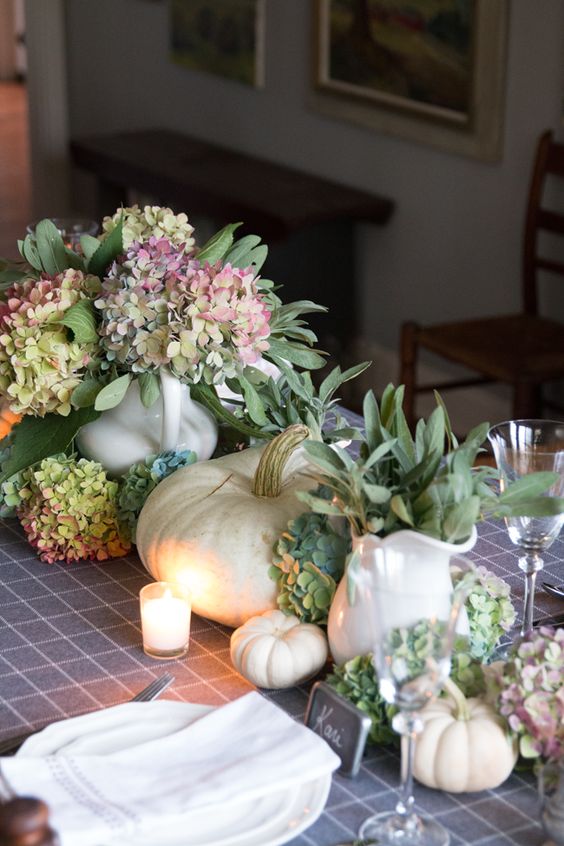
{"left": 0, "top": 81, "right": 31, "bottom": 261}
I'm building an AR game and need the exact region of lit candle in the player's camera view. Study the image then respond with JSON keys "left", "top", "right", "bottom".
{"left": 140, "top": 582, "right": 191, "bottom": 659}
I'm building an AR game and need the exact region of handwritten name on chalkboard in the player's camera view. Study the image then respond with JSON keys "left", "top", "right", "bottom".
{"left": 305, "top": 682, "right": 371, "bottom": 777}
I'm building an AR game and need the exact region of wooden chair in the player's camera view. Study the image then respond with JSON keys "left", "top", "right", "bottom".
{"left": 399, "top": 129, "right": 564, "bottom": 428}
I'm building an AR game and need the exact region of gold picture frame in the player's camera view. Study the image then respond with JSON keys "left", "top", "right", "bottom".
{"left": 311, "top": 0, "right": 508, "bottom": 161}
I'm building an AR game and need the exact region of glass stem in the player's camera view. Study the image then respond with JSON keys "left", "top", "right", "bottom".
{"left": 396, "top": 712, "right": 417, "bottom": 820}
{"left": 519, "top": 552, "right": 544, "bottom": 638}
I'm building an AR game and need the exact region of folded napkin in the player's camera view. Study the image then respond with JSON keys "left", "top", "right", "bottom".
{"left": 1, "top": 692, "right": 339, "bottom": 846}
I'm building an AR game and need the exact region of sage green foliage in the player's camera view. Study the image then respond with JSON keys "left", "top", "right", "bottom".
{"left": 298, "top": 384, "right": 564, "bottom": 543}
{"left": 269, "top": 508, "right": 350, "bottom": 624}
{"left": 450, "top": 644, "right": 486, "bottom": 697}
{"left": 326, "top": 654, "right": 397, "bottom": 746}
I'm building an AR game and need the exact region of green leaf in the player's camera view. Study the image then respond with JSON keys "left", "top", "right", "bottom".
{"left": 139, "top": 373, "right": 161, "bottom": 408}
{"left": 246, "top": 244, "right": 268, "bottom": 274}
{"left": 71, "top": 378, "right": 104, "bottom": 408}
{"left": 190, "top": 382, "right": 270, "bottom": 439}
{"left": 498, "top": 472, "right": 559, "bottom": 503}
{"left": 21, "top": 235, "right": 42, "bottom": 271}
{"left": 239, "top": 374, "right": 269, "bottom": 426}
{"left": 224, "top": 234, "right": 262, "bottom": 267}
{"left": 266, "top": 338, "right": 326, "bottom": 370}
{"left": 0, "top": 269, "right": 27, "bottom": 284}
{"left": 296, "top": 490, "right": 344, "bottom": 515}
{"left": 0, "top": 407, "right": 100, "bottom": 483}
{"left": 63, "top": 247, "right": 86, "bottom": 271}
{"left": 390, "top": 494, "right": 414, "bottom": 526}
{"left": 363, "top": 439, "right": 396, "bottom": 470}
{"left": 94, "top": 374, "right": 131, "bottom": 411}
{"left": 80, "top": 234, "right": 102, "bottom": 261}
{"left": 35, "top": 219, "right": 67, "bottom": 275}
{"left": 303, "top": 440, "right": 348, "bottom": 472}
{"left": 499, "top": 496, "right": 564, "bottom": 518}
{"left": 60, "top": 300, "right": 98, "bottom": 343}
{"left": 88, "top": 216, "right": 123, "bottom": 278}
{"left": 443, "top": 497, "right": 481, "bottom": 543}
{"left": 364, "top": 484, "right": 391, "bottom": 504}
{"left": 197, "top": 222, "right": 242, "bottom": 264}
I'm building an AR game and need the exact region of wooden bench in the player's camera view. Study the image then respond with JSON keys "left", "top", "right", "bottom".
{"left": 70, "top": 129, "right": 395, "bottom": 353}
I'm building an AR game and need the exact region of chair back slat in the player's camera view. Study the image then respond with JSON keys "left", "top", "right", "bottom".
{"left": 523, "top": 130, "right": 564, "bottom": 314}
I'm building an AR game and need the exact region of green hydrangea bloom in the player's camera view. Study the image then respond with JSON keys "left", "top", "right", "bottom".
{"left": 452, "top": 564, "right": 516, "bottom": 660}
{"left": 0, "top": 269, "right": 101, "bottom": 417}
{"left": 117, "top": 448, "right": 196, "bottom": 543}
{"left": 101, "top": 204, "right": 195, "bottom": 252}
{"left": 326, "top": 654, "right": 397, "bottom": 746}
{"left": 269, "top": 509, "right": 350, "bottom": 625}
{"left": 15, "top": 454, "right": 129, "bottom": 563}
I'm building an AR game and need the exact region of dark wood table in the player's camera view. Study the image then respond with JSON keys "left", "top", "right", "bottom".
{"left": 70, "top": 129, "right": 395, "bottom": 353}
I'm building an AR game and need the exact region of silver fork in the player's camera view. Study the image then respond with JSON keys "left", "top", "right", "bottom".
{"left": 0, "top": 672, "right": 175, "bottom": 756}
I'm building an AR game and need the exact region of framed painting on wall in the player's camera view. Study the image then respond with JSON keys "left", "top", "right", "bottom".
{"left": 170, "top": 0, "right": 265, "bottom": 88}
{"left": 311, "top": 0, "right": 508, "bottom": 160}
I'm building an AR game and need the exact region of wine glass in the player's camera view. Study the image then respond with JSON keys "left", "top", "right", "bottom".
{"left": 350, "top": 546, "right": 474, "bottom": 846}
{"left": 488, "top": 419, "right": 564, "bottom": 638}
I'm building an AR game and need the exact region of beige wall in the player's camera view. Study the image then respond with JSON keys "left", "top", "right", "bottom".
{"left": 62, "top": 0, "right": 564, "bottom": 426}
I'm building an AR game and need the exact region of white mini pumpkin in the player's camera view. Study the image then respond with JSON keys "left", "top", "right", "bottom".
{"left": 136, "top": 425, "right": 314, "bottom": 627}
{"left": 412, "top": 679, "right": 518, "bottom": 793}
{"left": 230, "top": 610, "right": 328, "bottom": 689}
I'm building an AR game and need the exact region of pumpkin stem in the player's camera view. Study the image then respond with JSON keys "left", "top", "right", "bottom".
{"left": 252, "top": 424, "right": 309, "bottom": 498}
{"left": 443, "top": 677, "right": 470, "bottom": 721}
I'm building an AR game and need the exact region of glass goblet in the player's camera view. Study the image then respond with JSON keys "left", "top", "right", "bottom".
{"left": 488, "top": 419, "right": 564, "bottom": 638}
{"left": 351, "top": 546, "right": 473, "bottom": 846}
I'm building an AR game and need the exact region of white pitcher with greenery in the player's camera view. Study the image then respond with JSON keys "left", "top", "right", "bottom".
{"left": 298, "top": 385, "right": 564, "bottom": 664}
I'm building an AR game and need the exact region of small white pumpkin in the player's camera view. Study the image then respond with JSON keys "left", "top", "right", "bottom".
{"left": 136, "top": 425, "right": 314, "bottom": 627}
{"left": 230, "top": 610, "right": 328, "bottom": 689}
{"left": 412, "top": 678, "right": 518, "bottom": 793}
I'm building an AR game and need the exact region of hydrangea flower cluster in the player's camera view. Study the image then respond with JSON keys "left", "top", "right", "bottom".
{"left": 0, "top": 269, "right": 100, "bottom": 416}
{"left": 117, "top": 448, "right": 196, "bottom": 542}
{"left": 487, "top": 626, "right": 564, "bottom": 761}
{"left": 452, "top": 564, "right": 516, "bottom": 660}
{"left": 95, "top": 238, "right": 271, "bottom": 384}
{"left": 12, "top": 455, "right": 129, "bottom": 563}
{"left": 101, "top": 204, "right": 195, "bottom": 252}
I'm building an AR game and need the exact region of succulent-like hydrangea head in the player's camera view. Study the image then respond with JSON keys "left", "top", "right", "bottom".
{"left": 327, "top": 654, "right": 397, "bottom": 746}
{"left": 269, "top": 510, "right": 349, "bottom": 625}
{"left": 95, "top": 238, "right": 271, "bottom": 385}
{"left": 117, "top": 448, "right": 196, "bottom": 543}
{"left": 0, "top": 270, "right": 101, "bottom": 416}
{"left": 101, "top": 204, "right": 195, "bottom": 252}
{"left": 487, "top": 626, "right": 564, "bottom": 762}
{"left": 14, "top": 454, "right": 130, "bottom": 563}
{"left": 452, "top": 564, "right": 516, "bottom": 660}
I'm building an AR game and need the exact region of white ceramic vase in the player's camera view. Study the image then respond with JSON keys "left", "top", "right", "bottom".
{"left": 327, "top": 527, "right": 477, "bottom": 666}
{"left": 76, "top": 370, "right": 218, "bottom": 476}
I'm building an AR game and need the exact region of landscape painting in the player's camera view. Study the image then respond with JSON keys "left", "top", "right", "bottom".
{"left": 316, "top": 0, "right": 476, "bottom": 124}
{"left": 170, "top": 0, "right": 265, "bottom": 88}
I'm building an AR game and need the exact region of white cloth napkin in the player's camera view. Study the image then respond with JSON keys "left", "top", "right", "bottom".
{"left": 1, "top": 692, "right": 339, "bottom": 846}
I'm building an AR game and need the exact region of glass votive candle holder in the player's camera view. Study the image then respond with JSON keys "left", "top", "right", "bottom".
{"left": 140, "top": 581, "right": 191, "bottom": 660}
{"left": 26, "top": 218, "right": 99, "bottom": 252}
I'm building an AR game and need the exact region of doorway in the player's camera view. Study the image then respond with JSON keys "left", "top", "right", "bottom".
{"left": 0, "top": 0, "right": 30, "bottom": 260}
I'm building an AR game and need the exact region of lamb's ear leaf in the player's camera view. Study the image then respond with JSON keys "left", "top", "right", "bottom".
{"left": 0, "top": 407, "right": 100, "bottom": 483}
{"left": 139, "top": 373, "right": 161, "bottom": 408}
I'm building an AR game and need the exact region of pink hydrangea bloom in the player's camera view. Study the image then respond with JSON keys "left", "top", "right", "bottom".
{"left": 95, "top": 237, "right": 271, "bottom": 384}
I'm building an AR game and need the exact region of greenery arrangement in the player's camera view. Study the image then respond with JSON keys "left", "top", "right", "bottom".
{"left": 298, "top": 384, "right": 564, "bottom": 545}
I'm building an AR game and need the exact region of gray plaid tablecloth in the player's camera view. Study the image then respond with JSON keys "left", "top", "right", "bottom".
{"left": 1, "top": 514, "right": 563, "bottom": 846}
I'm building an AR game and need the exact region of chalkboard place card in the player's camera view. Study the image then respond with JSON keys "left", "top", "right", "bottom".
{"left": 304, "top": 681, "right": 371, "bottom": 777}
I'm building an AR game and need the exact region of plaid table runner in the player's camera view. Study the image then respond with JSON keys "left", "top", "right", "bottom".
{"left": 1, "top": 513, "right": 562, "bottom": 846}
